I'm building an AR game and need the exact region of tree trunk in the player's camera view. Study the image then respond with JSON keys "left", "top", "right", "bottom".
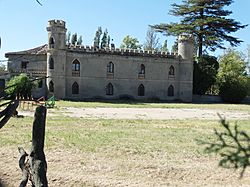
{"left": 28, "top": 106, "right": 48, "bottom": 187}
{"left": 198, "top": 35, "right": 203, "bottom": 58}
{"left": 18, "top": 106, "right": 48, "bottom": 187}
{"left": 198, "top": 6, "right": 204, "bottom": 58}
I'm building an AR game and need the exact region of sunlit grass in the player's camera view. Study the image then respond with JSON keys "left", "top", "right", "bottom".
{"left": 2, "top": 114, "right": 250, "bottom": 158}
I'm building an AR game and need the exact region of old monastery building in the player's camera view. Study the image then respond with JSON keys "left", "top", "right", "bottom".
{"left": 5, "top": 20, "right": 194, "bottom": 102}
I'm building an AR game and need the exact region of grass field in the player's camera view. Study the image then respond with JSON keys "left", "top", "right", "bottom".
{"left": 1, "top": 101, "right": 250, "bottom": 186}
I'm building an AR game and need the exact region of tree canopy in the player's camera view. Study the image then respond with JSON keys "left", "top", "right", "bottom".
{"left": 143, "top": 27, "right": 160, "bottom": 51}
{"left": 152, "top": 0, "right": 247, "bottom": 57}
{"left": 193, "top": 55, "right": 219, "bottom": 95}
{"left": 217, "top": 49, "right": 248, "bottom": 103}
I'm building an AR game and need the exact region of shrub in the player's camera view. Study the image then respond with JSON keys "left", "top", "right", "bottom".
{"left": 5, "top": 74, "right": 37, "bottom": 99}
{"left": 219, "top": 76, "right": 248, "bottom": 103}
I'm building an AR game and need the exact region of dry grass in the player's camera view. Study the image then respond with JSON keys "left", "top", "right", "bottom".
{"left": 1, "top": 102, "right": 250, "bottom": 186}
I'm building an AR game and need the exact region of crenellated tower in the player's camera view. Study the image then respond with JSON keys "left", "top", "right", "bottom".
{"left": 178, "top": 34, "right": 194, "bottom": 102}
{"left": 46, "top": 20, "right": 67, "bottom": 99}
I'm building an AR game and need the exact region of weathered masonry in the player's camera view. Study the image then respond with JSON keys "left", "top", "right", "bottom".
{"left": 6, "top": 20, "right": 194, "bottom": 102}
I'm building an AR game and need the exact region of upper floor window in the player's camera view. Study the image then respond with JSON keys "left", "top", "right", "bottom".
{"left": 49, "top": 57, "right": 54, "bottom": 69}
{"left": 140, "top": 64, "right": 145, "bottom": 74}
{"left": 21, "top": 61, "right": 29, "bottom": 69}
{"left": 107, "top": 62, "right": 114, "bottom": 73}
{"left": 49, "top": 37, "right": 55, "bottom": 48}
{"left": 72, "top": 59, "right": 80, "bottom": 77}
{"left": 49, "top": 80, "right": 54, "bottom": 92}
{"left": 72, "top": 82, "right": 79, "bottom": 94}
{"left": 138, "top": 84, "right": 145, "bottom": 96}
{"left": 106, "top": 83, "right": 113, "bottom": 95}
{"left": 138, "top": 64, "right": 145, "bottom": 79}
{"left": 169, "top": 65, "right": 175, "bottom": 76}
{"left": 168, "top": 85, "right": 174, "bottom": 97}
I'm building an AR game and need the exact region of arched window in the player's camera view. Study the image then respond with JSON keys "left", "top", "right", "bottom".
{"left": 49, "top": 81, "right": 54, "bottom": 92}
{"left": 138, "top": 84, "right": 145, "bottom": 96}
{"left": 49, "top": 37, "right": 55, "bottom": 48}
{"left": 49, "top": 57, "right": 54, "bottom": 69}
{"left": 72, "top": 59, "right": 80, "bottom": 76}
{"left": 106, "top": 83, "right": 113, "bottom": 95}
{"left": 72, "top": 82, "right": 79, "bottom": 94}
{"left": 169, "top": 65, "right": 175, "bottom": 76}
{"left": 168, "top": 85, "right": 174, "bottom": 97}
{"left": 140, "top": 64, "right": 145, "bottom": 74}
{"left": 107, "top": 62, "right": 114, "bottom": 73}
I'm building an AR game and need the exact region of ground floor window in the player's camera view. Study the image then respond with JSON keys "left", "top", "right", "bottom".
{"left": 49, "top": 81, "right": 54, "bottom": 92}
{"left": 138, "top": 84, "right": 145, "bottom": 96}
{"left": 106, "top": 83, "right": 113, "bottom": 95}
{"left": 72, "top": 82, "right": 79, "bottom": 94}
{"left": 168, "top": 85, "right": 174, "bottom": 97}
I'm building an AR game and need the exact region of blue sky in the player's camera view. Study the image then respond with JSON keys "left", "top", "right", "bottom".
{"left": 0, "top": 0, "right": 249, "bottom": 63}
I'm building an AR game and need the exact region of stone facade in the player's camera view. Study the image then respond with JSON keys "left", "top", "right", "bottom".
{"left": 6, "top": 20, "right": 194, "bottom": 102}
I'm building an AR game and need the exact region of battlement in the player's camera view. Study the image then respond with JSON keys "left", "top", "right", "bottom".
{"left": 178, "top": 34, "right": 194, "bottom": 43}
{"left": 66, "top": 44, "right": 180, "bottom": 59}
{"left": 48, "top": 20, "right": 66, "bottom": 28}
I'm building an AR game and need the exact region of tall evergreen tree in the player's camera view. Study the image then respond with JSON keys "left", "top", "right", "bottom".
{"left": 71, "top": 33, "right": 77, "bottom": 45}
{"left": 152, "top": 0, "right": 247, "bottom": 57}
{"left": 77, "top": 35, "right": 83, "bottom": 45}
{"left": 101, "top": 29, "right": 108, "bottom": 49}
{"left": 66, "top": 31, "right": 71, "bottom": 45}
{"left": 93, "top": 27, "right": 102, "bottom": 48}
{"left": 161, "top": 39, "right": 168, "bottom": 52}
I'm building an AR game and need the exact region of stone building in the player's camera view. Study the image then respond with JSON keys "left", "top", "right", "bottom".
{"left": 5, "top": 20, "right": 194, "bottom": 102}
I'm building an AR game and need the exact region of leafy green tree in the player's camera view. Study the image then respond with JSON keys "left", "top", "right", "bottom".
{"left": 152, "top": 0, "right": 247, "bottom": 57}
{"left": 193, "top": 55, "right": 219, "bottom": 95}
{"left": 6, "top": 74, "right": 37, "bottom": 99}
{"left": 143, "top": 27, "right": 160, "bottom": 51}
{"left": 247, "top": 45, "right": 250, "bottom": 74}
{"left": 71, "top": 33, "right": 77, "bottom": 45}
{"left": 120, "top": 35, "right": 142, "bottom": 50}
{"left": 217, "top": 49, "right": 248, "bottom": 103}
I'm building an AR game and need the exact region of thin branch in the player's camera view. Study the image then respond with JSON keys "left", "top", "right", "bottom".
{"left": 36, "top": 0, "right": 42, "bottom": 6}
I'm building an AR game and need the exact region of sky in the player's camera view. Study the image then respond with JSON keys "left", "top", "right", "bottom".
{"left": 0, "top": 0, "right": 250, "bottom": 64}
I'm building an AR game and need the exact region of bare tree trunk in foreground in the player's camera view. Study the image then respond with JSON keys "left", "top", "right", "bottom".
{"left": 18, "top": 106, "right": 48, "bottom": 187}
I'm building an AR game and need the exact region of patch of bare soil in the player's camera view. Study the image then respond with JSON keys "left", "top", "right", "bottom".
{"left": 62, "top": 107, "right": 250, "bottom": 120}
{"left": 1, "top": 147, "right": 250, "bottom": 187}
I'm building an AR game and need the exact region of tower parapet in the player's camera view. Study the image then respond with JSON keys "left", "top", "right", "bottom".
{"left": 47, "top": 19, "right": 67, "bottom": 50}
{"left": 48, "top": 20, "right": 66, "bottom": 28}
{"left": 178, "top": 34, "right": 194, "bottom": 60}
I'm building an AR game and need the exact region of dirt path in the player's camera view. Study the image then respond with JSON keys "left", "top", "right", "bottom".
{"left": 61, "top": 107, "right": 250, "bottom": 120}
